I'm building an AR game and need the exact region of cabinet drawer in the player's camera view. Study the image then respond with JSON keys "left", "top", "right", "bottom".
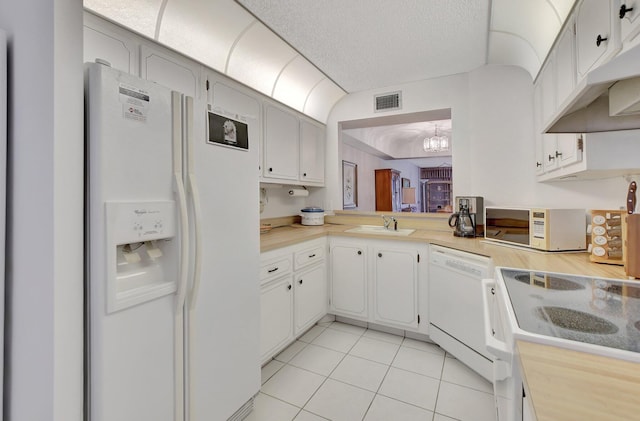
{"left": 260, "top": 255, "right": 292, "bottom": 283}
{"left": 294, "top": 244, "right": 325, "bottom": 270}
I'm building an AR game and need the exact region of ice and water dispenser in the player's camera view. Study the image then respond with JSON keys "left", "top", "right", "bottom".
{"left": 105, "top": 201, "right": 178, "bottom": 313}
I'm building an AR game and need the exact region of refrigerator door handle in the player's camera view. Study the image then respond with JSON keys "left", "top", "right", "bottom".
{"left": 187, "top": 172, "right": 202, "bottom": 310}
{"left": 174, "top": 172, "right": 189, "bottom": 312}
{"left": 182, "top": 95, "right": 202, "bottom": 310}
{"left": 172, "top": 92, "right": 189, "bottom": 313}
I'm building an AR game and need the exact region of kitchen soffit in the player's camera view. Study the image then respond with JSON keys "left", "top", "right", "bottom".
{"left": 84, "top": 0, "right": 574, "bottom": 124}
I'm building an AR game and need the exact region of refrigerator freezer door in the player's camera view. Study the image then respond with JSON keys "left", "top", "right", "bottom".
{"left": 86, "top": 62, "right": 181, "bottom": 421}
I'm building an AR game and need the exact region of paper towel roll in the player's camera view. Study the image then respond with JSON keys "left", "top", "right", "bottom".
{"left": 288, "top": 188, "right": 309, "bottom": 197}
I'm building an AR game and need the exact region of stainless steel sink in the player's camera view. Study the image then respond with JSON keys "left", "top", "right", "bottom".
{"left": 344, "top": 225, "right": 415, "bottom": 236}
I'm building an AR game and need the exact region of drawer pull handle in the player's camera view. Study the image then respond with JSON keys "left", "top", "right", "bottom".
{"left": 378, "top": 253, "right": 382, "bottom": 258}
{"left": 267, "top": 267, "right": 279, "bottom": 273}
{"left": 308, "top": 254, "right": 316, "bottom": 258}
{"left": 287, "top": 284, "right": 292, "bottom": 290}
{"left": 357, "top": 250, "right": 362, "bottom": 255}
{"left": 299, "top": 279, "right": 303, "bottom": 285}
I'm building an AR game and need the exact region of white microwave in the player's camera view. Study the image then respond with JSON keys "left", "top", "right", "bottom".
{"left": 484, "top": 207, "right": 586, "bottom": 251}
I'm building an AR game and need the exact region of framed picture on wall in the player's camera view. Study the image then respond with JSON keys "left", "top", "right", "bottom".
{"left": 342, "top": 160, "right": 358, "bottom": 209}
{"left": 402, "top": 177, "right": 410, "bottom": 188}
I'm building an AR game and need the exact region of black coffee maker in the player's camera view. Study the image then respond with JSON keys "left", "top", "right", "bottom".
{"left": 448, "top": 198, "right": 476, "bottom": 237}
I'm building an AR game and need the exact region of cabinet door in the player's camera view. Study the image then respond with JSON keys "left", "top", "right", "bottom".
{"left": 329, "top": 243, "right": 367, "bottom": 319}
{"left": 540, "top": 59, "right": 556, "bottom": 126}
{"left": 533, "top": 82, "right": 545, "bottom": 175}
{"left": 140, "top": 45, "right": 200, "bottom": 99}
{"left": 260, "top": 276, "right": 293, "bottom": 363}
{"left": 620, "top": 0, "right": 640, "bottom": 43}
{"left": 264, "top": 104, "right": 299, "bottom": 181}
{"left": 294, "top": 264, "right": 327, "bottom": 335}
{"left": 557, "top": 134, "right": 583, "bottom": 167}
{"left": 576, "top": 0, "right": 619, "bottom": 81}
{"left": 555, "top": 18, "right": 576, "bottom": 108}
{"left": 299, "top": 120, "right": 325, "bottom": 185}
{"left": 84, "top": 14, "right": 139, "bottom": 76}
{"left": 373, "top": 246, "right": 418, "bottom": 329}
{"left": 542, "top": 135, "right": 559, "bottom": 172}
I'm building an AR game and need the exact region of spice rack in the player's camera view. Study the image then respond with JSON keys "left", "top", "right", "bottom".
{"left": 589, "top": 210, "right": 627, "bottom": 266}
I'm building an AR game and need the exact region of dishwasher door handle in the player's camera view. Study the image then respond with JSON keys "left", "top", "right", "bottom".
{"left": 481, "top": 279, "right": 513, "bottom": 380}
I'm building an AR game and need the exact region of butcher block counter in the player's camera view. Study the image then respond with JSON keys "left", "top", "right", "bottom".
{"left": 260, "top": 218, "right": 628, "bottom": 280}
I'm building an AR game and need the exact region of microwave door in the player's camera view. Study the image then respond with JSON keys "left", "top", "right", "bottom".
{"left": 485, "top": 208, "right": 531, "bottom": 247}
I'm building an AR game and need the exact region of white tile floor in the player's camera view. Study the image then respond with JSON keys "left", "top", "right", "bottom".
{"left": 250, "top": 321, "right": 497, "bottom": 421}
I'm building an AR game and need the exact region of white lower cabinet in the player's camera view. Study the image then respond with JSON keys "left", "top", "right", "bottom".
{"left": 329, "top": 239, "right": 368, "bottom": 319}
{"left": 260, "top": 275, "right": 293, "bottom": 364}
{"left": 260, "top": 238, "right": 327, "bottom": 363}
{"left": 294, "top": 263, "right": 326, "bottom": 335}
{"left": 372, "top": 245, "right": 419, "bottom": 330}
{"left": 329, "top": 237, "right": 426, "bottom": 332}
{"left": 523, "top": 391, "right": 536, "bottom": 421}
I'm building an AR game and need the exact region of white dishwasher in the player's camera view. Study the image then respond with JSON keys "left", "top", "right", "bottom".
{"left": 429, "top": 244, "right": 493, "bottom": 381}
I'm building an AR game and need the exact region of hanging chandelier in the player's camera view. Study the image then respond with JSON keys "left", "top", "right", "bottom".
{"left": 423, "top": 124, "right": 450, "bottom": 153}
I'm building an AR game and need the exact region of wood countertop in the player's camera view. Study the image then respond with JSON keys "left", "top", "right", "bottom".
{"left": 260, "top": 223, "right": 629, "bottom": 280}
{"left": 517, "top": 340, "right": 640, "bottom": 421}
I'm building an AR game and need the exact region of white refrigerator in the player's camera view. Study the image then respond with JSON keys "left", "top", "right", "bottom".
{"left": 85, "top": 61, "right": 260, "bottom": 421}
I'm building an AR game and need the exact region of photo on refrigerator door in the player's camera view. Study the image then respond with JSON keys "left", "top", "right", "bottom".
{"left": 207, "top": 111, "right": 249, "bottom": 150}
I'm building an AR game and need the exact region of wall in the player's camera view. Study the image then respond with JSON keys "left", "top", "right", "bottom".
{"left": 326, "top": 65, "right": 639, "bottom": 214}
{"left": 326, "top": 72, "right": 470, "bottom": 212}
{"left": 341, "top": 143, "right": 386, "bottom": 211}
{"left": 0, "top": 0, "right": 84, "bottom": 419}
{"left": 259, "top": 184, "right": 325, "bottom": 218}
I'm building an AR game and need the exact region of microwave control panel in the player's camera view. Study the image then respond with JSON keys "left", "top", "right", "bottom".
{"left": 531, "top": 210, "right": 547, "bottom": 240}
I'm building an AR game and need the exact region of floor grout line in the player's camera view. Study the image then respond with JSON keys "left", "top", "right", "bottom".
{"left": 260, "top": 321, "right": 496, "bottom": 421}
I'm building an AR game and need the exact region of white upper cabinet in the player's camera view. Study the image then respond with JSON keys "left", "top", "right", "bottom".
{"left": 540, "top": 59, "right": 556, "bottom": 126}
{"left": 263, "top": 103, "right": 300, "bottom": 182}
{"left": 263, "top": 103, "right": 326, "bottom": 186}
{"left": 83, "top": 13, "right": 139, "bottom": 75}
{"left": 575, "top": 0, "right": 621, "bottom": 81}
{"left": 619, "top": 1, "right": 640, "bottom": 44}
{"left": 533, "top": 82, "right": 545, "bottom": 175}
{"left": 555, "top": 16, "right": 577, "bottom": 109}
{"left": 299, "top": 119, "right": 325, "bottom": 185}
{"left": 140, "top": 45, "right": 200, "bottom": 99}
{"left": 556, "top": 134, "right": 584, "bottom": 167}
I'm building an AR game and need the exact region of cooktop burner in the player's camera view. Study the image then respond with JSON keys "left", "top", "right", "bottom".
{"left": 534, "top": 306, "right": 619, "bottom": 335}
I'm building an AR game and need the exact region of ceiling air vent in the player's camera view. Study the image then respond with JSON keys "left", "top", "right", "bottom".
{"left": 374, "top": 91, "right": 402, "bottom": 112}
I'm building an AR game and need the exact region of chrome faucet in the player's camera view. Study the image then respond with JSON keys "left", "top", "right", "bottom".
{"left": 382, "top": 215, "right": 398, "bottom": 231}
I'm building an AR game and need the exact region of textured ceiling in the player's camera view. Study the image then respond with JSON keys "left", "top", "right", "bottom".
{"left": 343, "top": 119, "right": 452, "bottom": 159}
{"left": 237, "top": 0, "right": 491, "bottom": 93}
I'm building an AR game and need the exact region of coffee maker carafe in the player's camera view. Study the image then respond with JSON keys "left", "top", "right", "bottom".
{"left": 448, "top": 198, "right": 476, "bottom": 237}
